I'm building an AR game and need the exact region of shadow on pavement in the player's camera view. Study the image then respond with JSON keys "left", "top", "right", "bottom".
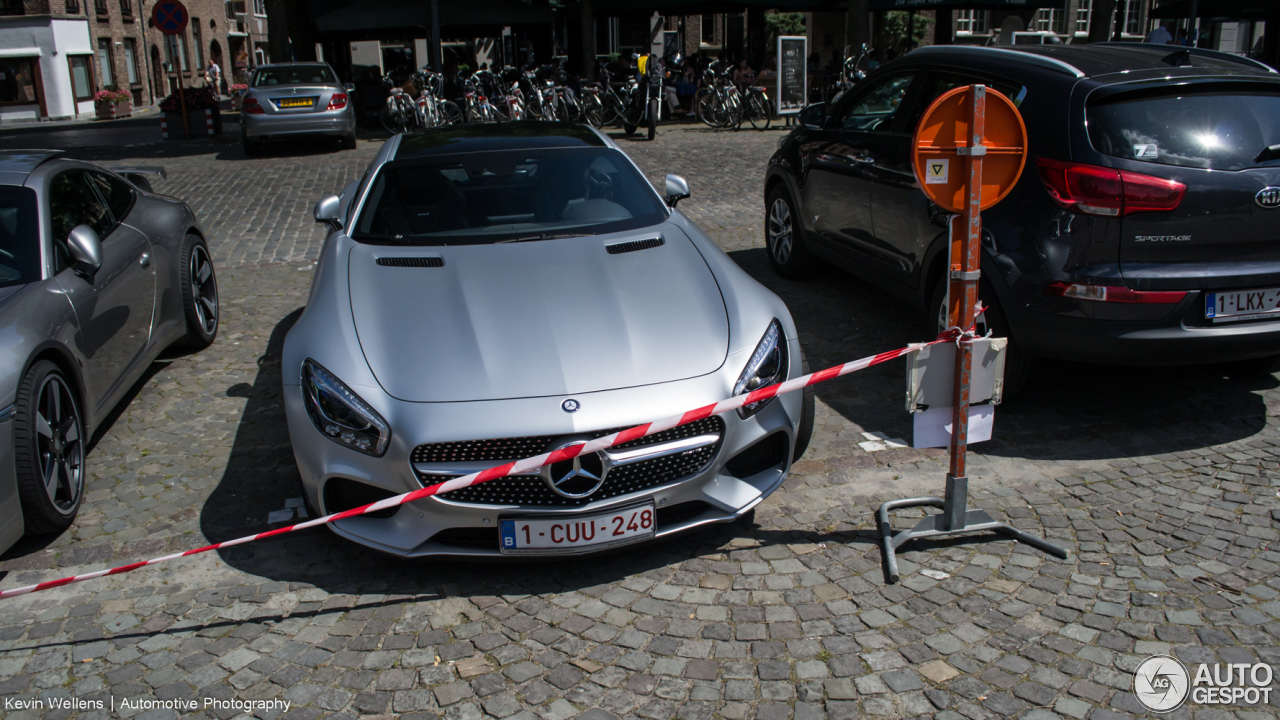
{"left": 728, "top": 247, "right": 1274, "bottom": 461}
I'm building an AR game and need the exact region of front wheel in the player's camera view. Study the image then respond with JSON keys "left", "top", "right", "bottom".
{"left": 929, "top": 276, "right": 1031, "bottom": 399}
{"left": 13, "top": 361, "right": 85, "bottom": 534}
{"left": 747, "top": 94, "right": 771, "bottom": 130}
{"left": 647, "top": 98, "right": 657, "bottom": 140}
{"left": 440, "top": 101, "right": 462, "bottom": 126}
{"left": 765, "top": 186, "right": 816, "bottom": 279}
{"left": 793, "top": 349, "right": 815, "bottom": 462}
{"left": 179, "top": 235, "right": 219, "bottom": 349}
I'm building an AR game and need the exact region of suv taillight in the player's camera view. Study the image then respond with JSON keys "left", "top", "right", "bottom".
{"left": 242, "top": 97, "right": 264, "bottom": 114}
{"left": 326, "top": 93, "right": 348, "bottom": 110}
{"left": 1036, "top": 158, "right": 1185, "bottom": 217}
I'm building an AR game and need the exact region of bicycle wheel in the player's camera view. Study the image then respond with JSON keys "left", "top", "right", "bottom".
{"left": 747, "top": 93, "right": 771, "bottom": 130}
{"left": 603, "top": 96, "right": 624, "bottom": 127}
{"left": 725, "top": 94, "right": 744, "bottom": 129}
{"left": 440, "top": 100, "right": 463, "bottom": 126}
{"left": 380, "top": 101, "right": 405, "bottom": 133}
{"left": 698, "top": 93, "right": 719, "bottom": 128}
{"left": 584, "top": 96, "right": 604, "bottom": 128}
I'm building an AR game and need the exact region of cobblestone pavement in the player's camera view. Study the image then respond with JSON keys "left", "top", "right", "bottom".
{"left": 1, "top": 126, "right": 1278, "bottom": 720}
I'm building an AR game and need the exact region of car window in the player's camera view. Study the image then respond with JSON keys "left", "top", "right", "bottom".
{"left": 836, "top": 71, "right": 916, "bottom": 133}
{"left": 87, "top": 171, "right": 134, "bottom": 223}
{"left": 252, "top": 65, "right": 336, "bottom": 87}
{"left": 0, "top": 186, "right": 40, "bottom": 288}
{"left": 353, "top": 148, "right": 666, "bottom": 246}
{"left": 908, "top": 70, "right": 1024, "bottom": 132}
{"left": 49, "top": 170, "right": 113, "bottom": 246}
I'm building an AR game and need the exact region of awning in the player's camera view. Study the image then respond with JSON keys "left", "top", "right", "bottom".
{"left": 314, "top": 0, "right": 555, "bottom": 34}
{"left": 1150, "top": 0, "right": 1280, "bottom": 19}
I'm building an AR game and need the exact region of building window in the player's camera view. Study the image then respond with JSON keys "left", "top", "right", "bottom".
{"left": 0, "top": 0, "right": 24, "bottom": 15}
{"left": 1034, "top": 9, "right": 1064, "bottom": 34}
{"left": 70, "top": 56, "right": 95, "bottom": 100}
{"left": 254, "top": 47, "right": 265, "bottom": 66}
{"left": 119, "top": 0, "right": 130, "bottom": 17}
{"left": 97, "top": 38, "right": 114, "bottom": 87}
{"left": 123, "top": 38, "right": 139, "bottom": 84}
{"left": 955, "top": 10, "right": 989, "bottom": 34}
{"left": 253, "top": 0, "right": 265, "bottom": 16}
{"left": 1076, "top": 0, "right": 1092, "bottom": 34}
{"left": 94, "top": 0, "right": 107, "bottom": 15}
{"left": 192, "top": 19, "right": 204, "bottom": 68}
{"left": 701, "top": 14, "right": 715, "bottom": 45}
{"left": 165, "top": 33, "right": 190, "bottom": 73}
{"left": 0, "top": 58, "right": 39, "bottom": 104}
{"left": 65, "top": 0, "right": 80, "bottom": 13}
{"left": 1123, "top": 0, "right": 1142, "bottom": 35}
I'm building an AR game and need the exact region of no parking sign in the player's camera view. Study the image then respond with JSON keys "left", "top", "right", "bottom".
{"left": 151, "top": 0, "right": 189, "bottom": 36}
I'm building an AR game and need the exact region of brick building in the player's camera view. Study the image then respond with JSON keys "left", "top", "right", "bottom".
{"left": 0, "top": 0, "right": 95, "bottom": 120}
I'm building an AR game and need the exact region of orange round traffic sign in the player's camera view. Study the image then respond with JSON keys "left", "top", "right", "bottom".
{"left": 912, "top": 85, "right": 1027, "bottom": 213}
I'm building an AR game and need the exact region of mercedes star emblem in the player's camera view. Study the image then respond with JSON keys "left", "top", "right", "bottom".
{"left": 561, "top": 398, "right": 580, "bottom": 413}
{"left": 542, "top": 439, "right": 607, "bottom": 498}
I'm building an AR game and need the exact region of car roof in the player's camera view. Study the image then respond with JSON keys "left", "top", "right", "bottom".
{"left": 255, "top": 62, "right": 331, "bottom": 69}
{"left": 0, "top": 150, "right": 61, "bottom": 186}
{"left": 907, "top": 43, "right": 1275, "bottom": 81}
{"left": 393, "top": 122, "right": 606, "bottom": 161}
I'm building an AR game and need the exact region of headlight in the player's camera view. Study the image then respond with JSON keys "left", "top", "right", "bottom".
{"left": 733, "top": 319, "right": 788, "bottom": 418}
{"left": 301, "top": 359, "right": 391, "bottom": 456}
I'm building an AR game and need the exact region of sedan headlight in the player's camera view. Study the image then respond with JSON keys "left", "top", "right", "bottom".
{"left": 302, "top": 359, "right": 391, "bottom": 456}
{"left": 733, "top": 319, "right": 788, "bottom": 418}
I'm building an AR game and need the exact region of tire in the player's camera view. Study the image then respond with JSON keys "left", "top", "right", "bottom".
{"left": 440, "top": 101, "right": 462, "bottom": 126}
{"left": 340, "top": 132, "right": 356, "bottom": 150}
{"left": 584, "top": 98, "right": 604, "bottom": 128}
{"left": 647, "top": 98, "right": 657, "bottom": 140}
{"left": 242, "top": 138, "right": 260, "bottom": 157}
{"left": 748, "top": 94, "right": 771, "bottom": 130}
{"left": 765, "top": 186, "right": 816, "bottom": 279}
{"left": 928, "top": 275, "right": 1031, "bottom": 399}
{"left": 793, "top": 349, "right": 815, "bottom": 462}
{"left": 698, "top": 94, "right": 719, "bottom": 128}
{"left": 623, "top": 121, "right": 636, "bottom": 137}
{"left": 179, "top": 235, "right": 219, "bottom": 349}
{"left": 603, "top": 97, "right": 624, "bottom": 127}
{"left": 379, "top": 102, "right": 400, "bottom": 133}
{"left": 1225, "top": 355, "right": 1280, "bottom": 376}
{"left": 13, "top": 360, "right": 85, "bottom": 534}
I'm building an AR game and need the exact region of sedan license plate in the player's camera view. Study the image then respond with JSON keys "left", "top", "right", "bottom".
{"left": 499, "top": 504, "right": 655, "bottom": 555}
{"left": 1205, "top": 289, "right": 1280, "bottom": 323}
{"left": 275, "top": 97, "right": 315, "bottom": 109}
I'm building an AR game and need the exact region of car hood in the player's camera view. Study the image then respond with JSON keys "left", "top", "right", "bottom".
{"left": 348, "top": 225, "right": 729, "bottom": 402}
{"left": 0, "top": 284, "right": 24, "bottom": 309}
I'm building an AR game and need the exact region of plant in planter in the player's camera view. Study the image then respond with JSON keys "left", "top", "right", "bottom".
{"left": 159, "top": 85, "right": 223, "bottom": 138}
{"left": 93, "top": 88, "right": 132, "bottom": 119}
{"left": 230, "top": 83, "right": 248, "bottom": 111}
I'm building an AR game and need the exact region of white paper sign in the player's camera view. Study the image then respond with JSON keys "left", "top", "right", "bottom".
{"left": 925, "top": 158, "right": 949, "bottom": 184}
{"left": 912, "top": 405, "right": 994, "bottom": 448}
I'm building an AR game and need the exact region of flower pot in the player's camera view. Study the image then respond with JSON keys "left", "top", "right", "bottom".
{"left": 95, "top": 99, "right": 131, "bottom": 120}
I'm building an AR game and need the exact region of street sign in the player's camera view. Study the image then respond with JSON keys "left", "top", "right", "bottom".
{"left": 912, "top": 85, "right": 1026, "bottom": 213}
{"left": 151, "top": 0, "right": 189, "bottom": 36}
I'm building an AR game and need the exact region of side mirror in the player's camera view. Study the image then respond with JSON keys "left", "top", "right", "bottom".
{"left": 314, "top": 195, "right": 342, "bottom": 229}
{"left": 67, "top": 225, "right": 102, "bottom": 277}
{"left": 665, "top": 174, "right": 690, "bottom": 208}
{"left": 799, "top": 103, "right": 826, "bottom": 130}
{"left": 344, "top": 82, "right": 356, "bottom": 92}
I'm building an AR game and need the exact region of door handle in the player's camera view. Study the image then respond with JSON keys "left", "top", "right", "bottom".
{"left": 139, "top": 252, "right": 151, "bottom": 268}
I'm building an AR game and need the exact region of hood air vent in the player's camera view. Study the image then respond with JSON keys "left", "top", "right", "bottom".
{"left": 606, "top": 237, "right": 664, "bottom": 255}
{"left": 376, "top": 257, "right": 444, "bottom": 267}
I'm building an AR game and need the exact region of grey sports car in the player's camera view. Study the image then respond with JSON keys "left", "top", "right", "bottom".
{"left": 284, "top": 123, "right": 813, "bottom": 558}
{"left": 0, "top": 150, "right": 219, "bottom": 554}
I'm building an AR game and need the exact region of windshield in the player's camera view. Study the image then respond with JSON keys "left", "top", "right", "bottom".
{"left": 0, "top": 186, "right": 39, "bottom": 289}
{"left": 1088, "top": 87, "right": 1280, "bottom": 171}
{"left": 352, "top": 148, "right": 666, "bottom": 245}
{"left": 252, "top": 65, "right": 336, "bottom": 87}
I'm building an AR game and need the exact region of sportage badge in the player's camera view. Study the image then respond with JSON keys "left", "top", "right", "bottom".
{"left": 1256, "top": 187, "right": 1280, "bottom": 209}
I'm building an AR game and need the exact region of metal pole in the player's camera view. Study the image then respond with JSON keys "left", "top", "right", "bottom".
{"left": 430, "top": 0, "right": 441, "bottom": 72}
{"left": 172, "top": 35, "right": 190, "bottom": 139}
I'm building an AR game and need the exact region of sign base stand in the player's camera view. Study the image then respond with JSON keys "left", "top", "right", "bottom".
{"left": 877, "top": 474, "right": 1068, "bottom": 583}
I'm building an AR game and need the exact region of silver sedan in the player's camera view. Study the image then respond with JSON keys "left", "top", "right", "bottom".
{"left": 284, "top": 123, "right": 814, "bottom": 558}
{"left": 241, "top": 62, "right": 357, "bottom": 155}
{"left": 0, "top": 151, "right": 219, "bottom": 554}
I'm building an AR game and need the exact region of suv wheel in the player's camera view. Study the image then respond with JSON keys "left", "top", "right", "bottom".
{"left": 766, "top": 186, "right": 816, "bottom": 279}
{"left": 929, "top": 276, "right": 1031, "bottom": 399}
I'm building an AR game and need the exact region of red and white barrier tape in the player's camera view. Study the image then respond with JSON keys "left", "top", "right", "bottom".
{"left": 0, "top": 333, "right": 963, "bottom": 600}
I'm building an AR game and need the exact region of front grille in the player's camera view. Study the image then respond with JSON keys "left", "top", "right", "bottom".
{"left": 415, "top": 416, "right": 725, "bottom": 507}
{"left": 725, "top": 432, "right": 789, "bottom": 479}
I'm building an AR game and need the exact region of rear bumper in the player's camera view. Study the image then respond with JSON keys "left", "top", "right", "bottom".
{"left": 1013, "top": 289, "right": 1280, "bottom": 365}
{"left": 242, "top": 109, "right": 354, "bottom": 140}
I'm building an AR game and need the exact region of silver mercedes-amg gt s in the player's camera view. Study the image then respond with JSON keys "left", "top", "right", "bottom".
{"left": 0, "top": 150, "right": 219, "bottom": 554}
{"left": 284, "top": 123, "right": 813, "bottom": 557}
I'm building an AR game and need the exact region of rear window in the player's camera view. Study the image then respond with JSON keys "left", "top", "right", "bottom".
{"left": 352, "top": 148, "right": 666, "bottom": 245}
{"left": 252, "top": 65, "right": 336, "bottom": 87}
{"left": 1088, "top": 87, "right": 1280, "bottom": 171}
{"left": 0, "top": 186, "right": 40, "bottom": 288}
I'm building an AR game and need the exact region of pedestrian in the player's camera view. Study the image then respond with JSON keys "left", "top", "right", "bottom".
{"left": 732, "top": 58, "right": 755, "bottom": 89}
{"left": 1145, "top": 22, "right": 1173, "bottom": 44}
{"left": 205, "top": 60, "right": 221, "bottom": 94}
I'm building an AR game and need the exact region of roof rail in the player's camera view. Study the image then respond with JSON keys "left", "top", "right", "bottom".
{"left": 1091, "top": 42, "right": 1276, "bottom": 73}
{"left": 907, "top": 45, "right": 1086, "bottom": 79}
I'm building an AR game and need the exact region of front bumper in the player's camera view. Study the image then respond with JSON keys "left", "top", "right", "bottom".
{"left": 284, "top": 341, "right": 804, "bottom": 558}
{"left": 242, "top": 108, "right": 355, "bottom": 141}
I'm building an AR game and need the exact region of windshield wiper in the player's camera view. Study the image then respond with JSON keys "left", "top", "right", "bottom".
{"left": 496, "top": 232, "right": 584, "bottom": 244}
{"left": 1255, "top": 144, "right": 1280, "bottom": 164}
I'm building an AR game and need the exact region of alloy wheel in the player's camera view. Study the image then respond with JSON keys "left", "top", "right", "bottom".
{"left": 768, "top": 198, "right": 794, "bottom": 265}
{"left": 35, "top": 374, "right": 82, "bottom": 514}
{"left": 189, "top": 244, "right": 218, "bottom": 335}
